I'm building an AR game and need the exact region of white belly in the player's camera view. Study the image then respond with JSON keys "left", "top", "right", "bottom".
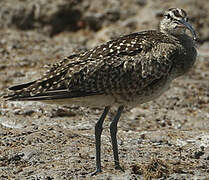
{"left": 40, "top": 94, "right": 116, "bottom": 107}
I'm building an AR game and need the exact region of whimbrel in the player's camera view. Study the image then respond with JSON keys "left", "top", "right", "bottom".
{"left": 4, "top": 8, "right": 197, "bottom": 174}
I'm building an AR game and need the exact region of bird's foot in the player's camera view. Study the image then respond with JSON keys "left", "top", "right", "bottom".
{"left": 115, "top": 165, "right": 125, "bottom": 172}
{"left": 91, "top": 168, "right": 102, "bottom": 176}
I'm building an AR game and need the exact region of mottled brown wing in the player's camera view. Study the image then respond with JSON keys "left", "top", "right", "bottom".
{"left": 5, "top": 31, "right": 178, "bottom": 101}
{"left": 63, "top": 31, "right": 178, "bottom": 96}
{"left": 64, "top": 47, "right": 175, "bottom": 96}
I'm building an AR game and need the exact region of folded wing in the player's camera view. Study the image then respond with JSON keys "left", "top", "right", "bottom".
{"left": 5, "top": 31, "right": 178, "bottom": 101}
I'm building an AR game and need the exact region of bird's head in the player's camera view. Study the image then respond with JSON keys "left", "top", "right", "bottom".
{"left": 160, "top": 8, "right": 196, "bottom": 40}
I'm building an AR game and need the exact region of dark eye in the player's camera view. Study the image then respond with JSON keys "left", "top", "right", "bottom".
{"left": 185, "top": 17, "right": 188, "bottom": 22}
{"left": 165, "top": 14, "right": 171, "bottom": 19}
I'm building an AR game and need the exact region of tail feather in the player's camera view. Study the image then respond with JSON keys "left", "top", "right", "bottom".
{"left": 8, "top": 81, "right": 36, "bottom": 90}
{"left": 5, "top": 88, "right": 102, "bottom": 101}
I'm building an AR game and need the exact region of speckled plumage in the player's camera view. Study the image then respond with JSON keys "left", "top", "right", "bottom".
{"left": 4, "top": 8, "right": 197, "bottom": 174}
{"left": 5, "top": 30, "right": 196, "bottom": 106}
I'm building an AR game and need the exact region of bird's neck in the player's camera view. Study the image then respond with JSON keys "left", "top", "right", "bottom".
{"left": 169, "top": 33, "right": 196, "bottom": 79}
{"left": 175, "top": 33, "right": 195, "bottom": 49}
{"left": 162, "top": 31, "right": 195, "bottom": 48}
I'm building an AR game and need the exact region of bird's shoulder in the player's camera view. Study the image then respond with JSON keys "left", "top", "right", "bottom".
{"left": 81, "top": 30, "right": 180, "bottom": 59}
{"left": 47, "top": 30, "right": 180, "bottom": 68}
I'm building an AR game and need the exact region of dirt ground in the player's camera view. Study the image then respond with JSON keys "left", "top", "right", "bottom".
{"left": 0, "top": 0, "right": 209, "bottom": 179}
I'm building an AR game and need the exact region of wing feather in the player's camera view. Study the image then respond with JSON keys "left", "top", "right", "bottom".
{"left": 5, "top": 31, "right": 179, "bottom": 101}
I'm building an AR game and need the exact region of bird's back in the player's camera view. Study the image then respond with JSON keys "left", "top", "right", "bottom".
{"left": 4, "top": 30, "right": 193, "bottom": 107}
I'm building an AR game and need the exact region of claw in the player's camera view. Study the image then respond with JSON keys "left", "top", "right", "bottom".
{"left": 91, "top": 168, "right": 102, "bottom": 176}
{"left": 115, "top": 165, "right": 125, "bottom": 172}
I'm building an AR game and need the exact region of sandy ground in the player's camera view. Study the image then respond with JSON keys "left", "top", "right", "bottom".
{"left": 0, "top": 0, "right": 209, "bottom": 179}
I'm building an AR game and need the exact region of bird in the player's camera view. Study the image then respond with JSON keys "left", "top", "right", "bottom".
{"left": 4, "top": 8, "right": 197, "bottom": 175}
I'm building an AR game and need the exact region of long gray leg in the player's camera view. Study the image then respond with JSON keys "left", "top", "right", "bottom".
{"left": 91, "top": 106, "right": 110, "bottom": 176}
{"left": 110, "top": 105, "right": 124, "bottom": 170}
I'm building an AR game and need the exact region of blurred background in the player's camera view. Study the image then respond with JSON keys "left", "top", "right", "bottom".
{"left": 0, "top": 0, "right": 209, "bottom": 179}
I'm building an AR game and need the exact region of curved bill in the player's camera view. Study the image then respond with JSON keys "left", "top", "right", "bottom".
{"left": 179, "top": 19, "right": 197, "bottom": 41}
